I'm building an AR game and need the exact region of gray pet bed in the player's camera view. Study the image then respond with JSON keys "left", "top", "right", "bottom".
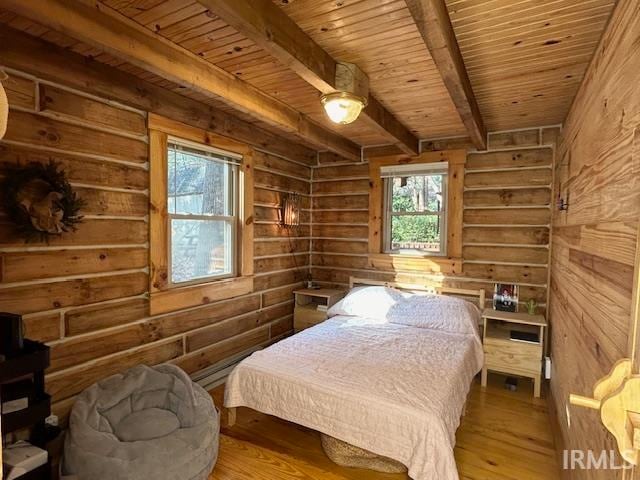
{"left": 63, "top": 364, "right": 219, "bottom": 480}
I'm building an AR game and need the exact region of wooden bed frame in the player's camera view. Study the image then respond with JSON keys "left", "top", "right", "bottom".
{"left": 227, "top": 277, "right": 485, "bottom": 428}
{"left": 348, "top": 276, "right": 486, "bottom": 310}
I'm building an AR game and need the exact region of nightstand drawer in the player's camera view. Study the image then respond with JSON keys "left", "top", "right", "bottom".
{"left": 294, "top": 307, "right": 327, "bottom": 332}
{"left": 484, "top": 341, "right": 541, "bottom": 374}
{"left": 294, "top": 318, "right": 324, "bottom": 332}
{"left": 484, "top": 336, "right": 541, "bottom": 354}
{"left": 294, "top": 307, "right": 326, "bottom": 324}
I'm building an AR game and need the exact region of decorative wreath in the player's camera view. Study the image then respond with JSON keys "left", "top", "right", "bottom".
{"left": 1, "top": 161, "right": 85, "bottom": 242}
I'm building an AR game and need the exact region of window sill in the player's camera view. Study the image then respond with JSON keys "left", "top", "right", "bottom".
{"left": 149, "top": 275, "right": 253, "bottom": 315}
{"left": 384, "top": 249, "right": 446, "bottom": 258}
{"left": 368, "top": 253, "right": 462, "bottom": 274}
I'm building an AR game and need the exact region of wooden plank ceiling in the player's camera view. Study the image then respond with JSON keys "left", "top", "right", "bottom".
{"left": 445, "top": 0, "right": 617, "bottom": 130}
{"left": 271, "top": 0, "right": 468, "bottom": 141}
{"left": 0, "top": 0, "right": 365, "bottom": 160}
{"left": 101, "top": 0, "right": 467, "bottom": 144}
{"left": 0, "top": 8, "right": 296, "bottom": 145}
{"left": 0, "top": 0, "right": 617, "bottom": 148}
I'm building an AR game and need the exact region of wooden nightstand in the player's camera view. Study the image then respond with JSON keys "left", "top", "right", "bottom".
{"left": 293, "top": 288, "right": 345, "bottom": 332}
{"left": 481, "top": 309, "right": 547, "bottom": 398}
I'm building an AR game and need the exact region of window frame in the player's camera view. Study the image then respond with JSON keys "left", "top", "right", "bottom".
{"left": 368, "top": 150, "right": 466, "bottom": 275}
{"left": 148, "top": 114, "right": 254, "bottom": 315}
{"left": 382, "top": 171, "right": 449, "bottom": 256}
{"left": 166, "top": 137, "right": 240, "bottom": 287}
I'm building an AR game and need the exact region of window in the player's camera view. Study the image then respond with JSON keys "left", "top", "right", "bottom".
{"left": 383, "top": 167, "right": 448, "bottom": 255}
{"left": 148, "top": 114, "right": 254, "bottom": 316}
{"left": 368, "top": 150, "right": 465, "bottom": 275}
{"left": 167, "top": 139, "right": 240, "bottom": 285}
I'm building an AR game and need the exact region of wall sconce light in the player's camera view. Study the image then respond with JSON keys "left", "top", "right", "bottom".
{"left": 280, "top": 192, "right": 300, "bottom": 227}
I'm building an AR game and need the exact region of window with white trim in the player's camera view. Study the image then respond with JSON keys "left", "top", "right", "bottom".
{"left": 382, "top": 162, "right": 448, "bottom": 256}
{"left": 167, "top": 139, "right": 240, "bottom": 285}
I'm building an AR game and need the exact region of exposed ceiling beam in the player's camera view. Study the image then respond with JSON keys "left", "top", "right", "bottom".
{"left": 0, "top": 25, "right": 318, "bottom": 164}
{"left": 1, "top": 0, "right": 361, "bottom": 161}
{"left": 203, "top": 0, "right": 421, "bottom": 156}
{"left": 405, "top": 0, "right": 487, "bottom": 150}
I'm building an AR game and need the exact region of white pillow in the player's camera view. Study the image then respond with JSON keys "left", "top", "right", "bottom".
{"left": 387, "top": 294, "right": 481, "bottom": 336}
{"left": 327, "top": 286, "right": 410, "bottom": 322}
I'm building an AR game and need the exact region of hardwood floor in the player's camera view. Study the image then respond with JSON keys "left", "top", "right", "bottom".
{"left": 209, "top": 374, "right": 561, "bottom": 480}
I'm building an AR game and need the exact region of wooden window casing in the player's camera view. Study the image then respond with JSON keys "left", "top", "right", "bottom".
{"left": 368, "top": 150, "right": 466, "bottom": 275}
{"left": 148, "top": 114, "right": 254, "bottom": 315}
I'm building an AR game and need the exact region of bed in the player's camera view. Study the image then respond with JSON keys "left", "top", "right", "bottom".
{"left": 224, "top": 278, "right": 485, "bottom": 480}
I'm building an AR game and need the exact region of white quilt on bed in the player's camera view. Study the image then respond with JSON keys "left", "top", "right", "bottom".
{"left": 224, "top": 315, "right": 483, "bottom": 480}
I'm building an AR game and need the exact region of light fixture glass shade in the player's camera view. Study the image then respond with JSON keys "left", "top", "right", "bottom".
{"left": 320, "top": 92, "right": 367, "bottom": 125}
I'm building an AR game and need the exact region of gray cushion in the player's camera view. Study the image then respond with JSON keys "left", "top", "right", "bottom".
{"left": 63, "top": 364, "right": 219, "bottom": 480}
{"left": 115, "top": 408, "right": 180, "bottom": 442}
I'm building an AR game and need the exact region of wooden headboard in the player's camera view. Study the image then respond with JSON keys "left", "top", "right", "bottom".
{"left": 349, "top": 277, "right": 486, "bottom": 310}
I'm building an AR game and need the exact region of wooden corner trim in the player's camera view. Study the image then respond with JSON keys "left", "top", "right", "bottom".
{"left": 149, "top": 129, "right": 169, "bottom": 293}
{"left": 240, "top": 151, "right": 255, "bottom": 276}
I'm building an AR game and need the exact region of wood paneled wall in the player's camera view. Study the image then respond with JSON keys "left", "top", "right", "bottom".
{"left": 549, "top": 1, "right": 640, "bottom": 478}
{"left": 0, "top": 66, "right": 311, "bottom": 423}
{"left": 311, "top": 127, "right": 558, "bottom": 313}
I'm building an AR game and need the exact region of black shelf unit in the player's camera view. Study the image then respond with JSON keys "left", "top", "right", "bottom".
{"left": 1, "top": 339, "right": 51, "bottom": 480}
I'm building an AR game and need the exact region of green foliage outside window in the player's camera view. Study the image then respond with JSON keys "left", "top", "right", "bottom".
{"left": 391, "top": 211, "right": 440, "bottom": 244}
{"left": 389, "top": 174, "right": 444, "bottom": 250}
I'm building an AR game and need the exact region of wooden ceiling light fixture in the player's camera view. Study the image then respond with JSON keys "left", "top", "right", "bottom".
{"left": 201, "top": 0, "right": 421, "bottom": 155}
{"left": 1, "top": 0, "right": 363, "bottom": 161}
{"left": 321, "top": 62, "right": 368, "bottom": 125}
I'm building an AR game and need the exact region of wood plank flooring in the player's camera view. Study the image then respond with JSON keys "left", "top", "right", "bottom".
{"left": 209, "top": 373, "right": 561, "bottom": 480}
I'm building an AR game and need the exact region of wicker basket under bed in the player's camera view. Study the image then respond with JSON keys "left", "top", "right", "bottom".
{"left": 320, "top": 434, "right": 407, "bottom": 474}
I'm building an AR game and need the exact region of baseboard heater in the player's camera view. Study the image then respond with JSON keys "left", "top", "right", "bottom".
{"left": 191, "top": 349, "right": 254, "bottom": 392}
{"left": 192, "top": 333, "right": 288, "bottom": 392}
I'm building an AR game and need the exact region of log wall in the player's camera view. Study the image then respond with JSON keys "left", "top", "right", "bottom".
{"left": 549, "top": 1, "right": 640, "bottom": 478}
{"left": 0, "top": 65, "right": 312, "bottom": 423}
{"left": 311, "top": 127, "right": 559, "bottom": 314}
